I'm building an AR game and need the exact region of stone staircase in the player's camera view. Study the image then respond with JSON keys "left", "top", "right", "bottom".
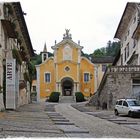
{"left": 59, "top": 96, "right": 75, "bottom": 103}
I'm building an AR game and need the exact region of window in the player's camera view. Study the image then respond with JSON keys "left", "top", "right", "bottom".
{"left": 84, "top": 73, "right": 89, "bottom": 82}
{"left": 123, "top": 101, "right": 128, "bottom": 107}
{"left": 45, "top": 73, "right": 51, "bottom": 83}
{"left": 32, "top": 86, "right": 36, "bottom": 91}
{"left": 65, "top": 66, "right": 70, "bottom": 72}
{"left": 118, "top": 100, "right": 122, "bottom": 105}
{"left": 44, "top": 54, "right": 47, "bottom": 61}
{"left": 127, "top": 43, "right": 129, "bottom": 58}
{"left": 102, "top": 64, "right": 107, "bottom": 72}
{"left": 124, "top": 48, "right": 127, "bottom": 61}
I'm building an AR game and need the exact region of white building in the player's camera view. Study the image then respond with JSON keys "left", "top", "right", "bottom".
{"left": 114, "top": 2, "right": 140, "bottom": 66}
{"left": 0, "top": 2, "right": 34, "bottom": 110}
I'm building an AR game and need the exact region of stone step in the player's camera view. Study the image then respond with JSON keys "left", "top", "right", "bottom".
{"left": 54, "top": 122, "right": 75, "bottom": 125}
{"left": 59, "top": 96, "right": 75, "bottom": 103}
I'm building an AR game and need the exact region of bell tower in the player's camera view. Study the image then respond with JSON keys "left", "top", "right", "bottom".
{"left": 42, "top": 43, "right": 48, "bottom": 62}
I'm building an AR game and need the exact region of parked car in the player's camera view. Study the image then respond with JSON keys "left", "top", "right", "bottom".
{"left": 114, "top": 99, "right": 140, "bottom": 117}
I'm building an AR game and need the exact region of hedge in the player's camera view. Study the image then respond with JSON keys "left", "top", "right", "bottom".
{"left": 49, "top": 92, "right": 60, "bottom": 102}
{"left": 75, "top": 92, "right": 85, "bottom": 102}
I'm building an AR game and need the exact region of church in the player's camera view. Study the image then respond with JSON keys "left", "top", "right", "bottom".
{"left": 35, "top": 30, "right": 96, "bottom": 101}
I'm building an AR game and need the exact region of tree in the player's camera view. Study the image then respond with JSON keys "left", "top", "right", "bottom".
{"left": 91, "top": 41, "right": 120, "bottom": 57}
{"left": 92, "top": 49, "right": 104, "bottom": 57}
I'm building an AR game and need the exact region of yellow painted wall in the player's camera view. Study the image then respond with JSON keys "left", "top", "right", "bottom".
{"left": 39, "top": 58, "right": 55, "bottom": 98}
{"left": 96, "top": 63, "right": 111, "bottom": 88}
{"left": 38, "top": 41, "right": 95, "bottom": 99}
{"left": 56, "top": 43, "right": 78, "bottom": 63}
{"left": 80, "top": 58, "right": 95, "bottom": 97}
{"left": 57, "top": 62, "right": 77, "bottom": 81}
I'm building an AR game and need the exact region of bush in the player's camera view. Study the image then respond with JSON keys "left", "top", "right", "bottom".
{"left": 75, "top": 92, "right": 85, "bottom": 102}
{"left": 49, "top": 92, "right": 60, "bottom": 102}
{"left": 31, "top": 92, "right": 37, "bottom": 101}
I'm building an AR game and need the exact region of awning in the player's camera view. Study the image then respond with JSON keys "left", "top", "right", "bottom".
{"left": 1, "top": 19, "right": 16, "bottom": 38}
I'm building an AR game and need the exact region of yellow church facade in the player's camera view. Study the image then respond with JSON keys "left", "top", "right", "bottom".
{"left": 36, "top": 30, "right": 95, "bottom": 101}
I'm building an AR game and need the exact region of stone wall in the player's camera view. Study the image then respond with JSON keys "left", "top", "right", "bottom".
{"left": 99, "top": 73, "right": 132, "bottom": 109}
{"left": 19, "top": 88, "right": 28, "bottom": 106}
{"left": 0, "top": 94, "right": 5, "bottom": 111}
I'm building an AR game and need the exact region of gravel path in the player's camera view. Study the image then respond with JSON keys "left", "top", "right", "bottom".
{"left": 55, "top": 103, "right": 140, "bottom": 138}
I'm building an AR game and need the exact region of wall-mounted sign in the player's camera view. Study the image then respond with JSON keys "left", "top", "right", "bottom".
{"left": 6, "top": 59, "right": 16, "bottom": 109}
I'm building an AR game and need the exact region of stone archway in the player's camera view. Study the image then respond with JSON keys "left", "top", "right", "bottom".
{"left": 61, "top": 77, "right": 74, "bottom": 96}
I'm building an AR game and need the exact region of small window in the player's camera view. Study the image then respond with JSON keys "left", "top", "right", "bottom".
{"left": 127, "top": 43, "right": 129, "bottom": 58}
{"left": 118, "top": 100, "right": 123, "bottom": 105}
{"left": 45, "top": 73, "right": 51, "bottom": 83}
{"left": 102, "top": 64, "right": 107, "bottom": 72}
{"left": 123, "top": 101, "right": 128, "bottom": 107}
{"left": 44, "top": 54, "right": 47, "bottom": 61}
{"left": 65, "top": 66, "right": 70, "bottom": 72}
{"left": 124, "top": 48, "right": 127, "bottom": 61}
{"left": 32, "top": 86, "right": 36, "bottom": 91}
{"left": 84, "top": 73, "right": 89, "bottom": 82}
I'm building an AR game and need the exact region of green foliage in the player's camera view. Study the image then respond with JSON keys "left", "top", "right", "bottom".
{"left": 92, "top": 49, "right": 104, "bottom": 57}
{"left": 31, "top": 52, "right": 54, "bottom": 66}
{"left": 27, "top": 62, "right": 36, "bottom": 82}
{"left": 31, "top": 54, "right": 42, "bottom": 65}
{"left": 81, "top": 41, "right": 120, "bottom": 58}
{"left": 48, "top": 52, "right": 54, "bottom": 57}
{"left": 12, "top": 48, "right": 22, "bottom": 65}
{"left": 92, "top": 41, "right": 120, "bottom": 57}
{"left": 24, "top": 72, "right": 30, "bottom": 82}
{"left": 75, "top": 92, "right": 85, "bottom": 102}
{"left": 49, "top": 92, "right": 60, "bottom": 102}
{"left": 31, "top": 92, "right": 37, "bottom": 101}
{"left": 81, "top": 51, "right": 90, "bottom": 59}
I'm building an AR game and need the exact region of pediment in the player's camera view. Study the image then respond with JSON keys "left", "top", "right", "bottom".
{"left": 51, "top": 39, "right": 83, "bottom": 50}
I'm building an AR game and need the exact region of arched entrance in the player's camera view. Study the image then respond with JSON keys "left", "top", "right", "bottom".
{"left": 61, "top": 77, "right": 74, "bottom": 96}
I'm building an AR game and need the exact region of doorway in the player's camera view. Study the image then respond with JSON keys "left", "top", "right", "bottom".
{"left": 61, "top": 77, "right": 74, "bottom": 96}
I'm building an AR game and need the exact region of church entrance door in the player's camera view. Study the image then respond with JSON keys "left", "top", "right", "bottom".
{"left": 61, "top": 78, "right": 74, "bottom": 96}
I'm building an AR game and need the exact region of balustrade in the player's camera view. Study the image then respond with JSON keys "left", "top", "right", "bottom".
{"left": 107, "top": 65, "right": 140, "bottom": 73}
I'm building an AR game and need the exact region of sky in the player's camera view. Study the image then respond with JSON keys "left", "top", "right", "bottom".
{"left": 4, "top": 0, "right": 140, "bottom": 54}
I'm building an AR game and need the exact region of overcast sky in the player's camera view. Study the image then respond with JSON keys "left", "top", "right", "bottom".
{"left": 6, "top": 0, "right": 140, "bottom": 54}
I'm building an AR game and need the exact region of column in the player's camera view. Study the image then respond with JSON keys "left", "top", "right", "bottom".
{"left": 77, "top": 83, "right": 80, "bottom": 92}
{"left": 36, "top": 66, "right": 40, "bottom": 102}
{"left": 58, "top": 83, "right": 61, "bottom": 93}
{"left": 73, "top": 83, "right": 76, "bottom": 95}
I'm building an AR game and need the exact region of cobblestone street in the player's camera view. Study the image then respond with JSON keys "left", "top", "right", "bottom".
{"left": 0, "top": 101, "right": 139, "bottom": 138}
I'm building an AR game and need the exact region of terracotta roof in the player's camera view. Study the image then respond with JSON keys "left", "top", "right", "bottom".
{"left": 91, "top": 56, "right": 114, "bottom": 64}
